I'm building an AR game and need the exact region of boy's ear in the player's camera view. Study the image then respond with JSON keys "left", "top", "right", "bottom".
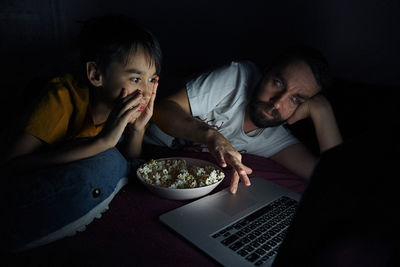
{"left": 86, "top": 61, "right": 103, "bottom": 87}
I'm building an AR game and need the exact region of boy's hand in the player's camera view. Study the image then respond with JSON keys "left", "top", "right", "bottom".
{"left": 97, "top": 88, "right": 145, "bottom": 148}
{"left": 128, "top": 78, "right": 158, "bottom": 131}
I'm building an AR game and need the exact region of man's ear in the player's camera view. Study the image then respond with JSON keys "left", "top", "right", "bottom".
{"left": 86, "top": 61, "right": 103, "bottom": 87}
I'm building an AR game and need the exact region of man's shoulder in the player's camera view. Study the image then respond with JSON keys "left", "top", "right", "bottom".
{"left": 202, "top": 60, "right": 260, "bottom": 85}
{"left": 223, "top": 60, "right": 259, "bottom": 74}
{"left": 232, "top": 60, "right": 257, "bottom": 68}
{"left": 231, "top": 60, "right": 261, "bottom": 84}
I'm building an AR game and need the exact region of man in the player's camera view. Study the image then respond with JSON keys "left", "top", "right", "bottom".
{"left": 145, "top": 46, "right": 342, "bottom": 194}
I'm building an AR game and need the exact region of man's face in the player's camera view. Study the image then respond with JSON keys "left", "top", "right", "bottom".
{"left": 100, "top": 46, "right": 158, "bottom": 108}
{"left": 248, "top": 60, "right": 320, "bottom": 128}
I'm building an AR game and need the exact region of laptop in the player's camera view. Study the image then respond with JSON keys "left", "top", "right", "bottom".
{"left": 160, "top": 173, "right": 300, "bottom": 266}
{"left": 160, "top": 138, "right": 399, "bottom": 266}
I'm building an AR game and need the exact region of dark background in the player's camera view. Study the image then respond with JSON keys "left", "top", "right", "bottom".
{"left": 0, "top": 2, "right": 399, "bottom": 264}
{"left": 1, "top": 0, "right": 399, "bottom": 153}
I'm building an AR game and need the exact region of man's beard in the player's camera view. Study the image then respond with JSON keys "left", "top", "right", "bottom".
{"left": 248, "top": 98, "right": 286, "bottom": 128}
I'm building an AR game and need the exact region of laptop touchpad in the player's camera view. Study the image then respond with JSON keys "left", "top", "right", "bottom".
{"left": 213, "top": 193, "right": 258, "bottom": 217}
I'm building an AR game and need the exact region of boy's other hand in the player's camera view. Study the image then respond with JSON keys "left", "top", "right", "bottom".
{"left": 128, "top": 78, "right": 158, "bottom": 131}
{"left": 97, "top": 88, "right": 144, "bottom": 148}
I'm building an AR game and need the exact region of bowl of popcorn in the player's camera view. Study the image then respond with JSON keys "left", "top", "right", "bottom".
{"left": 136, "top": 157, "right": 225, "bottom": 200}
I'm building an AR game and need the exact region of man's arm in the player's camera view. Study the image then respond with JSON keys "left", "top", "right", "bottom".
{"left": 306, "top": 95, "right": 342, "bottom": 153}
{"left": 270, "top": 143, "right": 317, "bottom": 179}
{"left": 152, "top": 88, "right": 213, "bottom": 143}
{"left": 152, "top": 88, "right": 252, "bottom": 194}
{"left": 271, "top": 94, "right": 342, "bottom": 179}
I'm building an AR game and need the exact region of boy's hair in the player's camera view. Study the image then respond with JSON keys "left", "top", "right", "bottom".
{"left": 265, "top": 45, "right": 332, "bottom": 92}
{"left": 78, "top": 14, "right": 162, "bottom": 75}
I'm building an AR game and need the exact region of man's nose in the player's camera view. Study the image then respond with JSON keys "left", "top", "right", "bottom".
{"left": 270, "top": 91, "right": 285, "bottom": 109}
{"left": 273, "top": 98, "right": 283, "bottom": 110}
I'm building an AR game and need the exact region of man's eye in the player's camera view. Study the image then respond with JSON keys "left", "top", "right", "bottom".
{"left": 130, "top": 77, "right": 140, "bottom": 83}
{"left": 291, "top": 96, "right": 301, "bottom": 104}
{"left": 274, "top": 79, "right": 283, "bottom": 87}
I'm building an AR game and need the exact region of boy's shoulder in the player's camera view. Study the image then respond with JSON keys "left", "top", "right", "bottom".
{"left": 46, "top": 73, "right": 89, "bottom": 102}
{"left": 48, "top": 73, "right": 83, "bottom": 90}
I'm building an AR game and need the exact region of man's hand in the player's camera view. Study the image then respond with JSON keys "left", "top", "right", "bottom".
{"left": 287, "top": 94, "right": 331, "bottom": 125}
{"left": 206, "top": 131, "right": 252, "bottom": 194}
{"left": 287, "top": 94, "right": 342, "bottom": 152}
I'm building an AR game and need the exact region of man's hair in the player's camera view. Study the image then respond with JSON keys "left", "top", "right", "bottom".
{"left": 78, "top": 14, "right": 162, "bottom": 75}
{"left": 265, "top": 45, "right": 332, "bottom": 92}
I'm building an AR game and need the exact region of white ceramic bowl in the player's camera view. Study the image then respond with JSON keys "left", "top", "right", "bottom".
{"left": 136, "top": 157, "right": 225, "bottom": 200}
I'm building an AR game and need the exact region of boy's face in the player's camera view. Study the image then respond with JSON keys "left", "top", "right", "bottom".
{"left": 248, "top": 61, "right": 320, "bottom": 128}
{"left": 99, "top": 46, "right": 158, "bottom": 106}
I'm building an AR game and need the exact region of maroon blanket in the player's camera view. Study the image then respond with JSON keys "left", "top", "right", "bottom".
{"left": 3, "top": 147, "right": 306, "bottom": 266}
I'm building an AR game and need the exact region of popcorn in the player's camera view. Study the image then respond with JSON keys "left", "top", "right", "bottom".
{"left": 137, "top": 159, "right": 225, "bottom": 189}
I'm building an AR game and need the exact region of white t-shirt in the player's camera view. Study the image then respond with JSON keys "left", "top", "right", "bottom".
{"left": 144, "top": 61, "right": 299, "bottom": 158}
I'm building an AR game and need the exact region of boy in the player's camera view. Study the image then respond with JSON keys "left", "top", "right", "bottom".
{"left": 1, "top": 15, "right": 162, "bottom": 251}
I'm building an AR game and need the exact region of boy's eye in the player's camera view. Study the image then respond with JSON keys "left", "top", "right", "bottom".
{"left": 149, "top": 76, "right": 159, "bottom": 83}
{"left": 130, "top": 77, "right": 141, "bottom": 83}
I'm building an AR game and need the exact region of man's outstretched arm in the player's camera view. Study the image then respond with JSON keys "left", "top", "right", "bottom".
{"left": 152, "top": 88, "right": 252, "bottom": 193}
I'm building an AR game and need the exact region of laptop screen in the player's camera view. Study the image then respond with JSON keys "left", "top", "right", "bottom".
{"left": 272, "top": 139, "right": 398, "bottom": 267}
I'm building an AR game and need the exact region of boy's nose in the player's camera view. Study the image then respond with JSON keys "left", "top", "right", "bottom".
{"left": 143, "top": 83, "right": 153, "bottom": 96}
{"left": 131, "top": 88, "right": 142, "bottom": 96}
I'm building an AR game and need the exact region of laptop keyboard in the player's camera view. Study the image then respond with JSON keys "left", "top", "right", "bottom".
{"left": 211, "top": 196, "right": 297, "bottom": 266}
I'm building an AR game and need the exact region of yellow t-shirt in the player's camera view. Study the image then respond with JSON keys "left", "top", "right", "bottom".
{"left": 24, "top": 74, "right": 104, "bottom": 144}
